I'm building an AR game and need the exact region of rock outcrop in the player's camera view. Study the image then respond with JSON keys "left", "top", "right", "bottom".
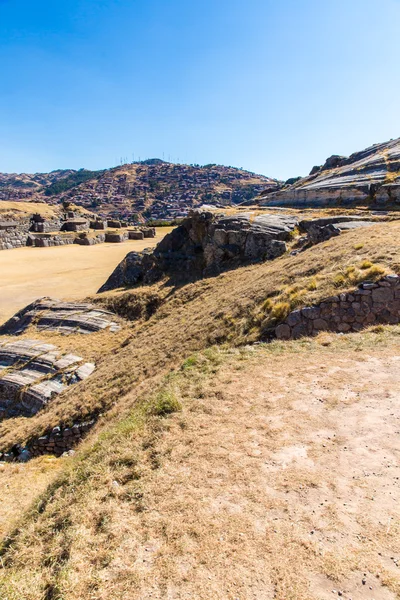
{"left": 99, "top": 210, "right": 298, "bottom": 292}
{"left": 298, "top": 215, "right": 377, "bottom": 246}
{"left": 260, "top": 137, "right": 400, "bottom": 207}
{"left": 0, "top": 340, "right": 95, "bottom": 419}
{"left": 0, "top": 298, "right": 121, "bottom": 336}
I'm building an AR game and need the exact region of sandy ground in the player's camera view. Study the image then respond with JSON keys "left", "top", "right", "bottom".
{"left": 114, "top": 341, "right": 400, "bottom": 600}
{"left": 1, "top": 335, "right": 400, "bottom": 599}
{"left": 0, "top": 227, "right": 172, "bottom": 324}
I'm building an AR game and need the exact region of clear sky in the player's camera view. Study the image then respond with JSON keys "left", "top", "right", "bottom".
{"left": 1, "top": 0, "right": 400, "bottom": 179}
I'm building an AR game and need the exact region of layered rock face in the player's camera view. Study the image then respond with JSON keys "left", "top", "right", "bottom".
{"left": 0, "top": 340, "right": 95, "bottom": 419}
{"left": 0, "top": 297, "right": 125, "bottom": 459}
{"left": 260, "top": 137, "right": 400, "bottom": 207}
{"left": 0, "top": 298, "right": 121, "bottom": 336}
{"left": 99, "top": 210, "right": 298, "bottom": 292}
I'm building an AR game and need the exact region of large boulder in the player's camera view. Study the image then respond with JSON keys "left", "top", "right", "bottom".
{"left": 99, "top": 210, "right": 298, "bottom": 292}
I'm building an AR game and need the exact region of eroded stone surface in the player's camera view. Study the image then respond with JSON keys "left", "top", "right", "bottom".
{"left": 0, "top": 339, "right": 95, "bottom": 419}
{"left": 260, "top": 137, "right": 400, "bottom": 207}
{"left": 0, "top": 298, "right": 121, "bottom": 336}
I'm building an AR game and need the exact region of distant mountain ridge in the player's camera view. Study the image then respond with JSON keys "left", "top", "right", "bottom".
{"left": 259, "top": 137, "right": 400, "bottom": 207}
{"left": 0, "top": 161, "right": 279, "bottom": 222}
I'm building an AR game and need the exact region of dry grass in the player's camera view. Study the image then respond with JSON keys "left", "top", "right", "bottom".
{"left": 0, "top": 220, "right": 399, "bottom": 455}
{"left": 0, "top": 457, "right": 62, "bottom": 540}
{"left": 1, "top": 328, "right": 400, "bottom": 599}
{"left": 1, "top": 214, "right": 400, "bottom": 599}
{"left": 0, "top": 201, "right": 61, "bottom": 220}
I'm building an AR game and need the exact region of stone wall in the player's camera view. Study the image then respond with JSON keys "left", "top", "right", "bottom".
{"left": 30, "top": 219, "right": 62, "bottom": 233}
{"left": 27, "top": 234, "right": 75, "bottom": 247}
{"left": 99, "top": 210, "right": 299, "bottom": 292}
{"left": 0, "top": 228, "right": 29, "bottom": 250}
{"left": 28, "top": 420, "right": 95, "bottom": 458}
{"left": 0, "top": 420, "right": 95, "bottom": 462}
{"left": 74, "top": 233, "right": 106, "bottom": 245}
{"left": 275, "top": 275, "right": 400, "bottom": 340}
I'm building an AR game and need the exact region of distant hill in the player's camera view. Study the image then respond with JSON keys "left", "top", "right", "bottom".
{"left": 259, "top": 137, "right": 400, "bottom": 207}
{"left": 0, "top": 161, "right": 280, "bottom": 222}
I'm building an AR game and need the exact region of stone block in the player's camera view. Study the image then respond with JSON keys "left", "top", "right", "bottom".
{"left": 313, "top": 318, "right": 328, "bottom": 330}
{"left": 275, "top": 324, "right": 291, "bottom": 340}
{"left": 286, "top": 310, "right": 302, "bottom": 327}
{"left": 292, "top": 323, "right": 308, "bottom": 339}
{"left": 372, "top": 287, "right": 394, "bottom": 304}
{"left": 301, "top": 306, "right": 320, "bottom": 320}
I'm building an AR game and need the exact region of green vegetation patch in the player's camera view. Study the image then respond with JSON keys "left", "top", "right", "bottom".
{"left": 44, "top": 169, "right": 104, "bottom": 196}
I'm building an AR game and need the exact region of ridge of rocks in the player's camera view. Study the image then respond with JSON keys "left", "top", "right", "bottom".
{"left": 99, "top": 210, "right": 299, "bottom": 292}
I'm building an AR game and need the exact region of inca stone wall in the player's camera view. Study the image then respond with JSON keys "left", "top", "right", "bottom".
{"left": 0, "top": 228, "right": 29, "bottom": 250}
{"left": 28, "top": 420, "right": 95, "bottom": 458}
{"left": 27, "top": 234, "right": 75, "bottom": 247}
{"left": 275, "top": 275, "right": 400, "bottom": 340}
{"left": 99, "top": 210, "right": 299, "bottom": 292}
{"left": 0, "top": 214, "right": 155, "bottom": 252}
{"left": 0, "top": 420, "right": 95, "bottom": 462}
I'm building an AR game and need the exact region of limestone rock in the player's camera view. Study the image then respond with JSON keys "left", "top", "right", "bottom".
{"left": 260, "top": 137, "right": 400, "bottom": 207}
{"left": 99, "top": 210, "right": 298, "bottom": 292}
{"left": 0, "top": 298, "right": 121, "bottom": 335}
{"left": 299, "top": 216, "right": 377, "bottom": 247}
{"left": 0, "top": 339, "right": 95, "bottom": 419}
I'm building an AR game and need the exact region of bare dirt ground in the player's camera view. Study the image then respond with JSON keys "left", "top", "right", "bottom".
{"left": 1, "top": 332, "right": 400, "bottom": 599}
{"left": 0, "top": 227, "right": 172, "bottom": 324}
{"left": 98, "top": 336, "right": 400, "bottom": 600}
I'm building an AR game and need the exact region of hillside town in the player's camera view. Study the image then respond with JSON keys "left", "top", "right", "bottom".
{"left": 0, "top": 161, "right": 279, "bottom": 222}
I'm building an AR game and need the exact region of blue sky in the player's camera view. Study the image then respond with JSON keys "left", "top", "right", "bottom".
{"left": 1, "top": 0, "right": 400, "bottom": 179}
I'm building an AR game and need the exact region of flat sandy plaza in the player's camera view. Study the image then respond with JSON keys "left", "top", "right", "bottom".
{"left": 0, "top": 228, "right": 171, "bottom": 324}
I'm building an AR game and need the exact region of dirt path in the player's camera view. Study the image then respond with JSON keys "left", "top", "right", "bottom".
{"left": 0, "top": 228, "right": 172, "bottom": 324}
{"left": 119, "top": 343, "right": 400, "bottom": 600}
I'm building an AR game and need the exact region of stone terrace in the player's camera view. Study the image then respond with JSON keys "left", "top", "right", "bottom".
{"left": 275, "top": 275, "right": 400, "bottom": 339}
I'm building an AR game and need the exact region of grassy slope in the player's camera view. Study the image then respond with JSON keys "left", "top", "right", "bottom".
{"left": 0, "top": 220, "right": 399, "bottom": 454}
{"left": 0, "top": 201, "right": 61, "bottom": 220}
{"left": 1, "top": 329, "right": 400, "bottom": 599}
